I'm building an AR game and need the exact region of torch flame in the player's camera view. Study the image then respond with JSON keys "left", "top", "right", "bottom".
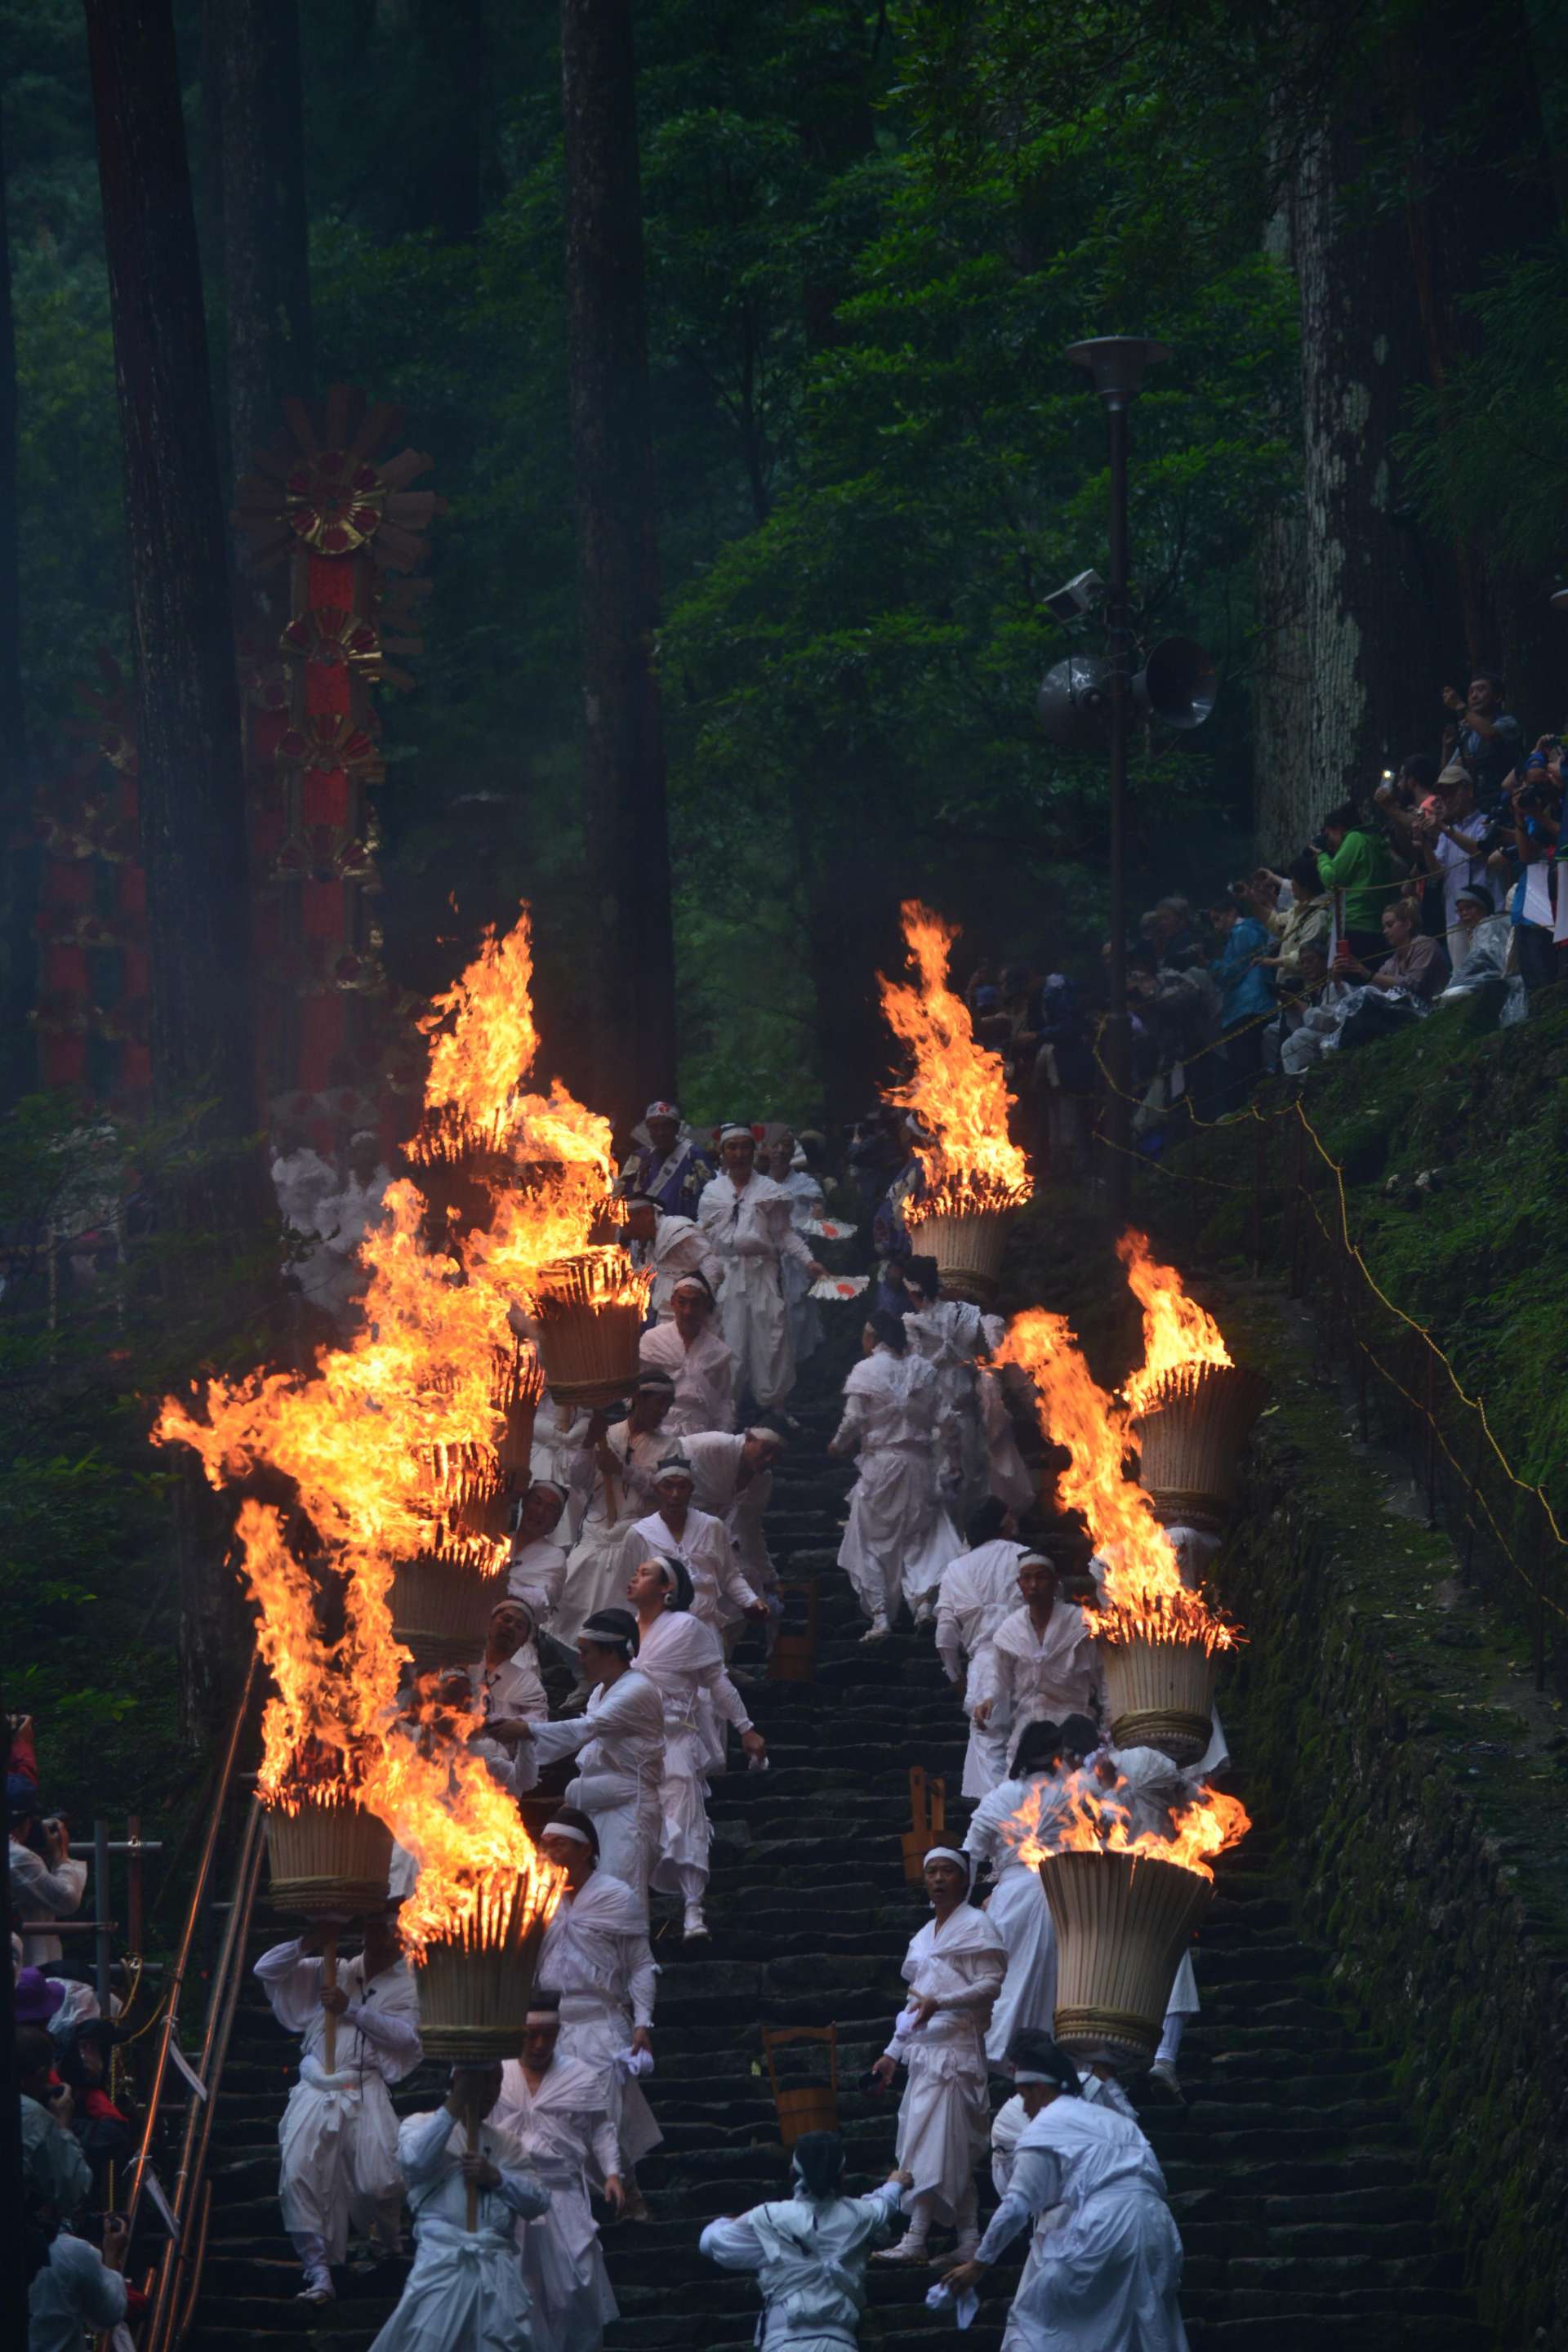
{"left": 1118, "top": 1231, "right": 1232, "bottom": 1414}
{"left": 1006, "top": 1766, "right": 1251, "bottom": 1882}
{"left": 994, "top": 1307, "right": 1237, "bottom": 1651}
{"left": 154, "top": 904, "right": 639, "bottom": 1951}
{"left": 877, "top": 902, "right": 1031, "bottom": 1219}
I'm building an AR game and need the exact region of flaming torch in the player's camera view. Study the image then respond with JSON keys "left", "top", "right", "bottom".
{"left": 996, "top": 1308, "right": 1241, "bottom": 1765}
{"left": 524, "top": 1246, "right": 653, "bottom": 1410}
{"left": 878, "top": 902, "right": 1031, "bottom": 1304}
{"left": 1013, "top": 1771, "right": 1250, "bottom": 2069}
{"left": 1119, "top": 1234, "right": 1267, "bottom": 1530}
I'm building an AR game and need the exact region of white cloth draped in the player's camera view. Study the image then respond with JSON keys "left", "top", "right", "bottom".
{"left": 884, "top": 1908, "right": 1005, "bottom": 2227}
{"left": 697, "top": 1171, "right": 816, "bottom": 1409}
{"left": 964, "top": 1771, "right": 1074, "bottom": 2063}
{"left": 556, "top": 1424, "right": 668, "bottom": 1644}
{"left": 631, "top": 1610, "right": 752, "bottom": 1886}
{"left": 832, "top": 1348, "right": 963, "bottom": 1620}
{"left": 971, "top": 1601, "right": 1101, "bottom": 1774}
{"left": 537, "top": 1873, "right": 662, "bottom": 2173}
{"left": 934, "top": 1539, "right": 1029, "bottom": 1794}
{"left": 527, "top": 1673, "right": 665, "bottom": 1917}
{"left": 973, "top": 2097, "right": 1188, "bottom": 2352}
{"left": 368, "top": 2109, "right": 550, "bottom": 2352}
{"left": 508, "top": 1536, "right": 568, "bottom": 1626}
{"left": 776, "top": 1169, "right": 826, "bottom": 1370}
{"left": 639, "top": 1318, "right": 737, "bottom": 1435}
{"left": 492, "top": 2057, "right": 620, "bottom": 2352}
{"left": 254, "top": 1940, "right": 423, "bottom": 2266}
{"left": 629, "top": 1213, "right": 724, "bottom": 1321}
{"left": 624, "top": 1503, "right": 758, "bottom": 1632}
{"left": 700, "top": 2180, "right": 904, "bottom": 2352}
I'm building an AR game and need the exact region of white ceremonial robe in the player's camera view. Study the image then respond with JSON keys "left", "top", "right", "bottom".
{"left": 632, "top": 1610, "right": 754, "bottom": 1889}
{"left": 904, "top": 1298, "right": 989, "bottom": 1521}
{"left": 556, "top": 1424, "right": 667, "bottom": 1645}
{"left": 832, "top": 1347, "right": 963, "bottom": 1621}
{"left": 684, "top": 1431, "right": 777, "bottom": 1608}
{"left": 973, "top": 1601, "right": 1101, "bottom": 1769}
{"left": 624, "top": 1503, "right": 758, "bottom": 1634}
{"left": 537, "top": 1872, "right": 662, "bottom": 2172}
{"left": 697, "top": 1170, "right": 816, "bottom": 1410}
{"left": 884, "top": 1907, "right": 1005, "bottom": 2228}
{"left": 638, "top": 1317, "right": 737, "bottom": 1437}
{"left": 532, "top": 1397, "right": 589, "bottom": 1524}
{"left": 934, "top": 1538, "right": 1029, "bottom": 1795}
{"left": 700, "top": 2180, "right": 904, "bottom": 2352}
{"left": 527, "top": 1672, "right": 665, "bottom": 1916}
{"left": 465, "top": 1646, "right": 548, "bottom": 1793}
{"left": 630, "top": 1214, "right": 724, "bottom": 1321}
{"left": 964, "top": 1771, "right": 1076, "bottom": 2063}
{"left": 254, "top": 1940, "right": 423, "bottom": 2266}
{"left": 776, "top": 1169, "right": 825, "bottom": 1370}
{"left": 493, "top": 2057, "right": 620, "bottom": 2352}
{"left": 369, "top": 2108, "right": 550, "bottom": 2352}
{"left": 990, "top": 2076, "right": 1138, "bottom": 2198}
{"left": 509, "top": 1535, "right": 569, "bottom": 1626}
{"left": 973, "top": 2097, "right": 1188, "bottom": 2352}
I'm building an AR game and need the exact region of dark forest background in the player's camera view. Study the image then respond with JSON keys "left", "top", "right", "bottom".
{"left": 5, "top": 0, "right": 1566, "bottom": 1128}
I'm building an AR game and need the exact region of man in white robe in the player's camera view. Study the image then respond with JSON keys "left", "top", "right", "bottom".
{"left": 623, "top": 1196, "right": 723, "bottom": 1321}
{"left": 623, "top": 1452, "right": 764, "bottom": 1639}
{"left": 254, "top": 1913, "right": 423, "bottom": 2300}
{"left": 701, "top": 2132, "right": 911, "bottom": 2352}
{"left": 638, "top": 1273, "right": 736, "bottom": 1434}
{"left": 831, "top": 1315, "right": 963, "bottom": 1639}
{"left": 969, "top": 1556, "right": 1101, "bottom": 1776}
{"left": 532, "top": 1812, "right": 662, "bottom": 2210}
{"left": 684, "top": 1427, "right": 785, "bottom": 1650}
{"left": 870, "top": 1850, "right": 1004, "bottom": 2264}
{"left": 555, "top": 1374, "right": 676, "bottom": 1646}
{"left": 463, "top": 1596, "right": 549, "bottom": 1793}
{"left": 369, "top": 2066, "right": 550, "bottom": 2352}
{"left": 765, "top": 1131, "right": 826, "bottom": 1371}
{"left": 518, "top": 1610, "right": 666, "bottom": 1919}
{"left": 508, "top": 1479, "right": 571, "bottom": 1626}
{"left": 903, "top": 1256, "right": 990, "bottom": 1525}
{"left": 697, "top": 1127, "right": 825, "bottom": 1414}
{"left": 493, "top": 1992, "right": 622, "bottom": 2352}
{"left": 933, "top": 1502, "right": 1030, "bottom": 1794}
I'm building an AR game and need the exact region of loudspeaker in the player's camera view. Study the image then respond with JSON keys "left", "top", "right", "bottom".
{"left": 1134, "top": 636, "right": 1217, "bottom": 731}
{"left": 1036, "top": 653, "right": 1111, "bottom": 749}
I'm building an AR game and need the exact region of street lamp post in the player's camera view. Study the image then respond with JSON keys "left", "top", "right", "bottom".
{"left": 1065, "top": 336, "right": 1168, "bottom": 1223}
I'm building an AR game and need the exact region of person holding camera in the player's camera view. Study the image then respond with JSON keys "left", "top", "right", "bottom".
{"left": 8, "top": 1795, "right": 87, "bottom": 1968}
{"left": 1410, "top": 767, "right": 1494, "bottom": 968}
{"left": 1314, "top": 801, "right": 1395, "bottom": 963}
{"left": 1441, "top": 675, "right": 1521, "bottom": 813}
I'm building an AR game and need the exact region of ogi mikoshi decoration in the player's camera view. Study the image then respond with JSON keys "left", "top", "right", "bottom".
{"left": 1119, "top": 1232, "right": 1267, "bottom": 1524}
{"left": 1014, "top": 1771, "right": 1251, "bottom": 2070}
{"left": 877, "top": 901, "right": 1031, "bottom": 1305}
{"left": 524, "top": 1246, "right": 653, "bottom": 1410}
{"left": 996, "top": 1305, "right": 1242, "bottom": 1766}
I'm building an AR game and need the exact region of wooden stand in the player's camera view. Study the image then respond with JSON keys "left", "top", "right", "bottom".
{"left": 761, "top": 2025, "right": 839, "bottom": 2147}
{"left": 900, "top": 1766, "right": 947, "bottom": 1885}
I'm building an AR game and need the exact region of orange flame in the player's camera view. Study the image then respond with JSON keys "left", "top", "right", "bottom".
{"left": 1118, "top": 1231, "right": 1232, "bottom": 1414}
{"left": 1007, "top": 1766, "right": 1251, "bottom": 1882}
{"left": 994, "top": 1307, "right": 1237, "bottom": 1651}
{"left": 877, "top": 902, "right": 1031, "bottom": 1219}
{"left": 154, "top": 904, "right": 642, "bottom": 1951}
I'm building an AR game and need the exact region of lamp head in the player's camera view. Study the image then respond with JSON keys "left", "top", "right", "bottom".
{"left": 1066, "top": 336, "right": 1171, "bottom": 410}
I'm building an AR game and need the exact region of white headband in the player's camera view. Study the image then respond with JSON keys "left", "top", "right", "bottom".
{"left": 719, "top": 1124, "right": 755, "bottom": 1143}
{"left": 923, "top": 1846, "right": 969, "bottom": 1874}
{"left": 526, "top": 2007, "right": 562, "bottom": 2025}
{"left": 542, "top": 1823, "right": 591, "bottom": 1846}
{"left": 1013, "top": 2069, "right": 1054, "bottom": 2085}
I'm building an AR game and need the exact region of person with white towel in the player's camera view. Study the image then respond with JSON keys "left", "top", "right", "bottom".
{"left": 830, "top": 1311, "right": 964, "bottom": 1642}
{"left": 933, "top": 1500, "right": 1031, "bottom": 1793}
{"left": 492, "top": 1991, "right": 621, "bottom": 2352}
{"left": 968, "top": 1554, "right": 1100, "bottom": 1770}
{"left": 697, "top": 1126, "right": 825, "bottom": 1413}
{"left": 516, "top": 1611, "right": 665, "bottom": 1918}
{"left": 638, "top": 1273, "right": 737, "bottom": 1433}
{"left": 700, "top": 2131, "right": 911, "bottom": 2352}
{"left": 254, "top": 1913, "right": 423, "bottom": 2302}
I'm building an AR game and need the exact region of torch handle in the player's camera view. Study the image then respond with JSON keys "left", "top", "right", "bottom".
{"left": 322, "top": 1927, "right": 338, "bottom": 2074}
{"left": 465, "top": 2096, "right": 482, "bottom": 2232}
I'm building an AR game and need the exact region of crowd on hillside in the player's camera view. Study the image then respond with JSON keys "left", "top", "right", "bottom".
{"left": 956, "top": 673, "right": 1565, "bottom": 1173}
{"left": 17, "top": 1116, "right": 1217, "bottom": 2352}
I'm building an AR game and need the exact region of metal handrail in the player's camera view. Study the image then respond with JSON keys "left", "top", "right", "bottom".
{"left": 122, "top": 1653, "right": 258, "bottom": 2297}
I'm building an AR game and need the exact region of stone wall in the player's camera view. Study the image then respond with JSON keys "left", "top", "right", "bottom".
{"left": 1219, "top": 1303, "right": 1568, "bottom": 2348}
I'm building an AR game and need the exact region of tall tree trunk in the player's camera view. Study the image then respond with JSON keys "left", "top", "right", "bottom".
{"left": 1258, "top": 117, "right": 1454, "bottom": 849}
{"left": 1250, "top": 200, "right": 1315, "bottom": 853}
{"left": 0, "top": 90, "right": 35, "bottom": 1106}
{"left": 561, "top": 0, "right": 677, "bottom": 1135}
{"left": 203, "top": 0, "right": 313, "bottom": 491}
{"left": 84, "top": 0, "right": 262, "bottom": 1737}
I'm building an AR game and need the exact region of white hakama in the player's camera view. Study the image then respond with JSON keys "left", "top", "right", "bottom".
{"left": 697, "top": 1170, "right": 817, "bottom": 1410}
{"left": 934, "top": 1537, "right": 1029, "bottom": 1796}
{"left": 527, "top": 1671, "right": 665, "bottom": 1918}
{"left": 555, "top": 1425, "right": 666, "bottom": 1646}
{"left": 254, "top": 1940, "right": 423, "bottom": 2272}
{"left": 634, "top": 1610, "right": 753, "bottom": 1895}
{"left": 884, "top": 1906, "right": 1005, "bottom": 2230}
{"left": 973, "top": 2096, "right": 1188, "bottom": 2352}
{"left": 831, "top": 1345, "right": 963, "bottom": 1624}
{"left": 700, "top": 2179, "right": 904, "bottom": 2352}
{"left": 492, "top": 2056, "right": 620, "bottom": 2352}
{"left": 537, "top": 1872, "right": 662, "bottom": 2173}
{"left": 368, "top": 2108, "right": 549, "bottom": 2352}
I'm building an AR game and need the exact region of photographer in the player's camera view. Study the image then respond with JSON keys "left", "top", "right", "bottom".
{"left": 1314, "top": 801, "right": 1395, "bottom": 962}
{"left": 1410, "top": 767, "right": 1495, "bottom": 967}
{"left": 1441, "top": 674, "right": 1521, "bottom": 813}
{"left": 28, "top": 2210, "right": 129, "bottom": 2352}
{"left": 8, "top": 1796, "right": 87, "bottom": 1967}
{"left": 18, "top": 2023, "right": 92, "bottom": 2218}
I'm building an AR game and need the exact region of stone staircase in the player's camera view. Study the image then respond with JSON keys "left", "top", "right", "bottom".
{"left": 184, "top": 1377, "right": 1491, "bottom": 2352}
